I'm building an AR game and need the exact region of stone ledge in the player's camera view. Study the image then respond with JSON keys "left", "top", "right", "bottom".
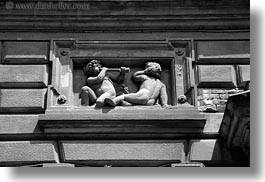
{"left": 39, "top": 108, "right": 206, "bottom": 138}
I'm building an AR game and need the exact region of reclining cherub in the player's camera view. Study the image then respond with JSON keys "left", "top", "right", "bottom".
{"left": 81, "top": 60, "right": 126, "bottom": 108}
{"left": 106, "top": 62, "right": 169, "bottom": 108}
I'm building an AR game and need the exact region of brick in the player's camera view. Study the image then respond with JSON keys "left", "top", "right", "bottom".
{"left": 202, "top": 89, "right": 212, "bottom": 94}
{"left": 0, "top": 89, "right": 46, "bottom": 113}
{"left": 202, "top": 93, "right": 219, "bottom": 99}
{"left": 61, "top": 141, "right": 185, "bottom": 164}
{"left": 3, "top": 41, "right": 48, "bottom": 63}
{"left": 219, "top": 99, "right": 227, "bottom": 105}
{"left": 201, "top": 94, "right": 210, "bottom": 99}
{"left": 197, "top": 95, "right": 203, "bottom": 101}
{"left": 0, "top": 115, "right": 41, "bottom": 134}
{"left": 212, "top": 98, "right": 219, "bottom": 105}
{"left": 210, "top": 89, "right": 228, "bottom": 94}
{"left": 0, "top": 65, "right": 48, "bottom": 88}
{"left": 190, "top": 139, "right": 224, "bottom": 161}
{"left": 198, "top": 65, "right": 237, "bottom": 88}
{"left": 198, "top": 105, "right": 217, "bottom": 113}
{"left": 0, "top": 141, "right": 59, "bottom": 166}
{"left": 219, "top": 94, "right": 229, "bottom": 99}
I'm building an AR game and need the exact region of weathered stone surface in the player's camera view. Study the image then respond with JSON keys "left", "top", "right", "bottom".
{"left": 0, "top": 0, "right": 249, "bottom": 32}
{"left": 0, "top": 89, "right": 46, "bottom": 112}
{"left": 197, "top": 41, "right": 249, "bottom": 58}
{"left": 39, "top": 108, "right": 206, "bottom": 136}
{"left": 197, "top": 89, "right": 231, "bottom": 112}
{"left": 0, "top": 141, "right": 59, "bottom": 166}
{"left": 198, "top": 65, "right": 237, "bottom": 88}
{"left": 61, "top": 141, "right": 185, "bottom": 165}
{"left": 203, "top": 113, "right": 224, "bottom": 133}
{"left": 189, "top": 139, "right": 224, "bottom": 161}
{"left": 0, "top": 115, "right": 41, "bottom": 134}
{"left": 238, "top": 65, "right": 250, "bottom": 87}
{"left": 3, "top": 41, "right": 48, "bottom": 63}
{"left": 0, "top": 65, "right": 48, "bottom": 87}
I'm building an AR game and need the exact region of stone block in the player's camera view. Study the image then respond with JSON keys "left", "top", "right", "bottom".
{"left": 0, "top": 141, "right": 58, "bottom": 166}
{"left": 189, "top": 139, "right": 224, "bottom": 162}
{"left": 0, "top": 65, "right": 48, "bottom": 88}
{"left": 203, "top": 113, "right": 224, "bottom": 133}
{"left": 0, "top": 115, "right": 41, "bottom": 134}
{"left": 61, "top": 141, "right": 185, "bottom": 166}
{"left": 3, "top": 41, "right": 48, "bottom": 63}
{"left": 238, "top": 65, "right": 250, "bottom": 87}
{"left": 197, "top": 41, "right": 250, "bottom": 56}
{"left": 198, "top": 65, "right": 237, "bottom": 88}
{"left": 0, "top": 89, "right": 46, "bottom": 113}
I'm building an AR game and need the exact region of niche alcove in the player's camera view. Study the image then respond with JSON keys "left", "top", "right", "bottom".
{"left": 39, "top": 39, "right": 206, "bottom": 138}
{"left": 72, "top": 58, "right": 174, "bottom": 106}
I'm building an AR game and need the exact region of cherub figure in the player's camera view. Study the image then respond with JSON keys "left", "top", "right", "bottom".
{"left": 81, "top": 60, "right": 126, "bottom": 108}
{"left": 106, "top": 62, "right": 169, "bottom": 108}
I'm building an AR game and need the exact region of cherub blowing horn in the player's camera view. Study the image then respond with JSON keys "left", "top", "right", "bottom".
{"left": 81, "top": 59, "right": 128, "bottom": 108}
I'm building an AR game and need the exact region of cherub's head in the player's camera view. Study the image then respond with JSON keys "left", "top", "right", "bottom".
{"left": 83, "top": 60, "right": 102, "bottom": 77}
{"left": 145, "top": 62, "right": 162, "bottom": 78}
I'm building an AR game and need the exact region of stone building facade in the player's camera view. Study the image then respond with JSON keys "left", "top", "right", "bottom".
{"left": 0, "top": 0, "right": 250, "bottom": 167}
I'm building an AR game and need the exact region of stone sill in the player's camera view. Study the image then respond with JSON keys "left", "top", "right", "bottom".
{"left": 39, "top": 106, "right": 206, "bottom": 138}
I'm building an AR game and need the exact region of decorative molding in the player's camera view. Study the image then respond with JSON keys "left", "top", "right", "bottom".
{"left": 0, "top": 0, "right": 249, "bottom": 32}
{"left": 175, "top": 50, "right": 185, "bottom": 56}
{"left": 39, "top": 108, "right": 206, "bottom": 138}
{"left": 57, "top": 95, "right": 67, "bottom": 105}
{"left": 176, "top": 65, "right": 183, "bottom": 76}
{"left": 60, "top": 50, "right": 68, "bottom": 56}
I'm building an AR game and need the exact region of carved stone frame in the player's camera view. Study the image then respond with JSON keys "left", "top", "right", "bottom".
{"left": 39, "top": 39, "right": 205, "bottom": 138}
{"left": 46, "top": 39, "right": 194, "bottom": 110}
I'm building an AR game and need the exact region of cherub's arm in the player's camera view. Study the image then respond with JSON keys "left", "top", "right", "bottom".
{"left": 87, "top": 67, "right": 107, "bottom": 85}
{"left": 159, "top": 83, "right": 168, "bottom": 107}
{"left": 132, "top": 70, "right": 149, "bottom": 82}
{"left": 109, "top": 67, "right": 126, "bottom": 83}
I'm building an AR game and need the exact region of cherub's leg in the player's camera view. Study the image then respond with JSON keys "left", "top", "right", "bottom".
{"left": 124, "top": 93, "right": 148, "bottom": 105}
{"left": 106, "top": 92, "right": 147, "bottom": 106}
{"left": 120, "top": 101, "right": 133, "bottom": 106}
{"left": 81, "top": 86, "right": 97, "bottom": 106}
{"left": 96, "top": 91, "right": 114, "bottom": 108}
{"left": 146, "top": 99, "right": 155, "bottom": 105}
{"left": 105, "top": 95, "right": 124, "bottom": 106}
